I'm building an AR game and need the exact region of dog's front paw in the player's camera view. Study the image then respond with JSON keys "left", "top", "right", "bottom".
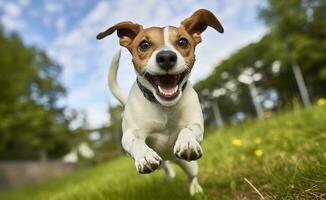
{"left": 173, "top": 138, "right": 202, "bottom": 161}
{"left": 134, "top": 149, "right": 162, "bottom": 174}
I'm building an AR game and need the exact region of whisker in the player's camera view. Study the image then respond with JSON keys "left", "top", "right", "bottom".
{"left": 184, "top": 64, "right": 191, "bottom": 73}
{"left": 141, "top": 69, "right": 148, "bottom": 76}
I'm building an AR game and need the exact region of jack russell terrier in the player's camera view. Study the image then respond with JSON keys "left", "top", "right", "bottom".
{"left": 97, "top": 9, "right": 223, "bottom": 195}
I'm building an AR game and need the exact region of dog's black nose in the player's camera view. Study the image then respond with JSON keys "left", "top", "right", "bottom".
{"left": 156, "top": 50, "right": 177, "bottom": 71}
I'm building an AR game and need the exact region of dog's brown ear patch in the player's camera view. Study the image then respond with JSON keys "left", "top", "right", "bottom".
{"left": 96, "top": 21, "right": 143, "bottom": 48}
{"left": 181, "top": 9, "right": 223, "bottom": 44}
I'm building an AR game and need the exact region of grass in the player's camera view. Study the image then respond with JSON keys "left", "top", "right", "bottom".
{"left": 1, "top": 105, "right": 325, "bottom": 200}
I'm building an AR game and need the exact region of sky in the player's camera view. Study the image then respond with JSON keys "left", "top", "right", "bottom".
{"left": 0, "top": 0, "right": 267, "bottom": 128}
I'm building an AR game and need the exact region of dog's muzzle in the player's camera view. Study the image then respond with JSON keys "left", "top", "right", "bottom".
{"left": 144, "top": 70, "right": 188, "bottom": 100}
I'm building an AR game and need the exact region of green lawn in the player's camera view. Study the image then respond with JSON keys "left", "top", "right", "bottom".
{"left": 1, "top": 105, "right": 325, "bottom": 200}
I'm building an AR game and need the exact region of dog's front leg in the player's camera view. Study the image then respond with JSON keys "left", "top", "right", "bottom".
{"left": 122, "top": 130, "right": 162, "bottom": 174}
{"left": 173, "top": 123, "right": 203, "bottom": 161}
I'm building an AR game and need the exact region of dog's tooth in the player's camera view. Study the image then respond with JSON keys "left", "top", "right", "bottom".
{"left": 174, "top": 85, "right": 179, "bottom": 93}
{"left": 158, "top": 85, "right": 179, "bottom": 97}
{"left": 158, "top": 86, "right": 163, "bottom": 94}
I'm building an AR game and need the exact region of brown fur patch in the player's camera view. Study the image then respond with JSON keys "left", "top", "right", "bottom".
{"left": 129, "top": 27, "right": 164, "bottom": 73}
{"left": 167, "top": 26, "right": 196, "bottom": 70}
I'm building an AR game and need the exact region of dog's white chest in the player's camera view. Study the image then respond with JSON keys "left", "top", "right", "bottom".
{"left": 122, "top": 83, "right": 203, "bottom": 160}
{"left": 145, "top": 113, "right": 184, "bottom": 159}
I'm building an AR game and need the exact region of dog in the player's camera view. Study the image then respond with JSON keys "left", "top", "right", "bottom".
{"left": 97, "top": 9, "right": 223, "bottom": 195}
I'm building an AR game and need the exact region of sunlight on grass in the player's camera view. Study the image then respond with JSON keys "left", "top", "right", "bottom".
{"left": 254, "top": 149, "right": 263, "bottom": 157}
{"left": 1, "top": 105, "right": 325, "bottom": 200}
{"left": 231, "top": 139, "right": 242, "bottom": 146}
{"left": 317, "top": 98, "right": 326, "bottom": 106}
{"left": 254, "top": 137, "right": 262, "bottom": 144}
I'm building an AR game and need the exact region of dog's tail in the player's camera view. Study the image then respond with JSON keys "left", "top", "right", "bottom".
{"left": 108, "top": 49, "right": 127, "bottom": 106}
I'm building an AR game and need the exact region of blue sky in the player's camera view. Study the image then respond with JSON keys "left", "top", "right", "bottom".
{"left": 0, "top": 0, "right": 267, "bottom": 128}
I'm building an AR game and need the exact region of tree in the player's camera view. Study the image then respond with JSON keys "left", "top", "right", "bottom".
{"left": 194, "top": 0, "right": 325, "bottom": 128}
{"left": 259, "top": 0, "right": 326, "bottom": 98}
{"left": 0, "top": 27, "right": 72, "bottom": 160}
{"left": 88, "top": 105, "right": 123, "bottom": 163}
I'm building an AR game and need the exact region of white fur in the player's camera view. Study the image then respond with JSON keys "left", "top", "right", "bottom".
{"left": 108, "top": 50, "right": 127, "bottom": 105}
{"left": 107, "top": 27, "right": 204, "bottom": 195}
{"left": 163, "top": 26, "right": 170, "bottom": 45}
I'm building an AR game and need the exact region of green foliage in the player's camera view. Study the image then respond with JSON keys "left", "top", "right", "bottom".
{"left": 1, "top": 105, "right": 325, "bottom": 199}
{"left": 195, "top": 0, "right": 326, "bottom": 128}
{"left": 259, "top": 0, "right": 326, "bottom": 96}
{"left": 0, "top": 28, "right": 72, "bottom": 160}
{"left": 89, "top": 105, "right": 124, "bottom": 163}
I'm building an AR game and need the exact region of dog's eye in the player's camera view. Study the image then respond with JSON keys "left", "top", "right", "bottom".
{"left": 139, "top": 40, "right": 151, "bottom": 51}
{"left": 177, "top": 38, "right": 189, "bottom": 48}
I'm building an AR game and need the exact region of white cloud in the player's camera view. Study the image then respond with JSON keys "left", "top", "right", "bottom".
{"left": 0, "top": 2, "right": 25, "bottom": 31}
{"left": 44, "top": 2, "right": 62, "bottom": 13}
{"left": 3, "top": 2, "right": 21, "bottom": 17}
{"left": 19, "top": 0, "right": 30, "bottom": 7}
{"left": 85, "top": 104, "right": 109, "bottom": 129}
{"left": 0, "top": 15, "right": 25, "bottom": 30}
{"left": 84, "top": 1, "right": 110, "bottom": 25}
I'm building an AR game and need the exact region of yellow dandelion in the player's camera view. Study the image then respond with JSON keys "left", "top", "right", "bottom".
{"left": 255, "top": 149, "right": 263, "bottom": 157}
{"left": 232, "top": 139, "right": 242, "bottom": 146}
{"left": 254, "top": 137, "right": 262, "bottom": 144}
{"left": 317, "top": 98, "right": 326, "bottom": 106}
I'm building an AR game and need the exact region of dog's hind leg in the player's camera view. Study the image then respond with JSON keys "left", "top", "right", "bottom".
{"left": 162, "top": 160, "right": 176, "bottom": 180}
{"left": 174, "top": 159, "right": 203, "bottom": 196}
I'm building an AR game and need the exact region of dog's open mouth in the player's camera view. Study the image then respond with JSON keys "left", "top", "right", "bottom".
{"left": 145, "top": 71, "right": 188, "bottom": 100}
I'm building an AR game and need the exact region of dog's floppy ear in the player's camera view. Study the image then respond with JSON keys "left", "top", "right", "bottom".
{"left": 96, "top": 21, "right": 143, "bottom": 48}
{"left": 181, "top": 9, "right": 223, "bottom": 44}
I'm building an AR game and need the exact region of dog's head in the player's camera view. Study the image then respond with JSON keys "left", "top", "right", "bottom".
{"left": 97, "top": 9, "right": 223, "bottom": 106}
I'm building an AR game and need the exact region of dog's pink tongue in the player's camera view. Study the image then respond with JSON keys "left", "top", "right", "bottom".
{"left": 158, "top": 85, "right": 178, "bottom": 97}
